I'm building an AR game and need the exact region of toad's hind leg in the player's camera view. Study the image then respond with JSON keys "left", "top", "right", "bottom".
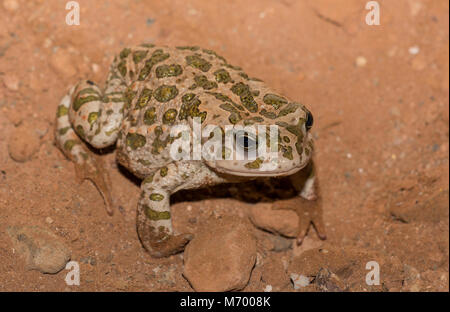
{"left": 55, "top": 74, "right": 126, "bottom": 215}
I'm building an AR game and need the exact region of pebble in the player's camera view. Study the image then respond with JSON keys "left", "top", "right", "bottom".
{"left": 91, "top": 63, "right": 100, "bottom": 74}
{"left": 7, "top": 225, "right": 71, "bottom": 274}
{"left": 408, "top": 46, "right": 420, "bottom": 55}
{"left": 247, "top": 203, "right": 298, "bottom": 237}
{"left": 8, "top": 120, "right": 47, "bottom": 162}
{"left": 290, "top": 273, "right": 310, "bottom": 289}
{"left": 183, "top": 216, "right": 256, "bottom": 291}
{"left": 2, "top": 75, "right": 19, "bottom": 91}
{"left": 50, "top": 49, "right": 77, "bottom": 78}
{"left": 355, "top": 56, "right": 367, "bottom": 67}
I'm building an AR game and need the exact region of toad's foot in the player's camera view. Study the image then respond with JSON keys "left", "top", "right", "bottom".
{"left": 74, "top": 154, "right": 115, "bottom": 216}
{"left": 272, "top": 196, "right": 326, "bottom": 245}
{"left": 136, "top": 213, "right": 192, "bottom": 258}
{"left": 136, "top": 192, "right": 192, "bottom": 257}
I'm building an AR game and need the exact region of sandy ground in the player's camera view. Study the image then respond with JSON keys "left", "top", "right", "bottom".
{"left": 0, "top": 0, "right": 448, "bottom": 292}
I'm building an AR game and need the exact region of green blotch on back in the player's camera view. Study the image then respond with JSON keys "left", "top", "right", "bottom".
{"left": 126, "top": 133, "right": 146, "bottom": 150}
{"left": 263, "top": 94, "right": 287, "bottom": 110}
{"left": 163, "top": 109, "right": 178, "bottom": 125}
{"left": 118, "top": 59, "right": 127, "bottom": 77}
{"left": 243, "top": 116, "right": 264, "bottom": 126}
{"left": 154, "top": 85, "right": 179, "bottom": 102}
{"left": 186, "top": 54, "right": 212, "bottom": 72}
{"left": 202, "top": 49, "right": 227, "bottom": 63}
{"left": 144, "top": 107, "right": 157, "bottom": 125}
{"left": 137, "top": 88, "right": 152, "bottom": 108}
{"left": 120, "top": 48, "right": 131, "bottom": 59}
{"left": 214, "top": 69, "right": 232, "bottom": 84}
{"left": 179, "top": 93, "right": 207, "bottom": 123}
{"left": 259, "top": 109, "right": 277, "bottom": 119}
{"left": 193, "top": 75, "right": 218, "bottom": 90}
{"left": 228, "top": 112, "right": 242, "bottom": 124}
{"left": 206, "top": 91, "right": 245, "bottom": 111}
{"left": 230, "top": 82, "right": 258, "bottom": 113}
{"left": 278, "top": 103, "right": 300, "bottom": 117}
{"left": 138, "top": 49, "right": 170, "bottom": 81}
{"left": 133, "top": 50, "right": 149, "bottom": 64}
{"left": 155, "top": 64, "right": 183, "bottom": 78}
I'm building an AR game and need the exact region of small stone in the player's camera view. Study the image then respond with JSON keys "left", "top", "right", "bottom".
{"left": 247, "top": 203, "right": 298, "bottom": 237}
{"left": 3, "top": 75, "right": 19, "bottom": 91}
{"left": 7, "top": 225, "right": 71, "bottom": 274}
{"left": 50, "top": 48, "right": 77, "bottom": 78}
{"left": 45, "top": 217, "right": 54, "bottom": 224}
{"left": 355, "top": 56, "right": 367, "bottom": 67}
{"left": 8, "top": 121, "right": 45, "bottom": 162}
{"left": 264, "top": 285, "right": 272, "bottom": 292}
{"left": 91, "top": 63, "right": 100, "bottom": 73}
{"left": 408, "top": 46, "right": 420, "bottom": 55}
{"left": 183, "top": 216, "right": 256, "bottom": 292}
{"left": 290, "top": 273, "right": 310, "bottom": 289}
{"left": 3, "top": 0, "right": 19, "bottom": 12}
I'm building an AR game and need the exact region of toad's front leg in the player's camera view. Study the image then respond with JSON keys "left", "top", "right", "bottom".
{"left": 272, "top": 161, "right": 327, "bottom": 244}
{"left": 137, "top": 162, "right": 227, "bottom": 257}
{"left": 136, "top": 163, "right": 196, "bottom": 258}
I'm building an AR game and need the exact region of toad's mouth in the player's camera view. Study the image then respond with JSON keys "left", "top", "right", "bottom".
{"left": 212, "top": 162, "right": 307, "bottom": 177}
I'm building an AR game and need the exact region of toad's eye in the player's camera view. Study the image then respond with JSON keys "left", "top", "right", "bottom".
{"left": 305, "top": 111, "right": 314, "bottom": 131}
{"left": 235, "top": 131, "right": 258, "bottom": 152}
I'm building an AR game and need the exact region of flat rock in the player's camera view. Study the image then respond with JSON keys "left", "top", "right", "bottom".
{"left": 7, "top": 225, "right": 71, "bottom": 274}
{"left": 183, "top": 216, "right": 256, "bottom": 291}
{"left": 247, "top": 203, "right": 298, "bottom": 238}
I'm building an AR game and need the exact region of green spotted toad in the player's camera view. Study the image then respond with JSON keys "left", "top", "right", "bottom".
{"left": 55, "top": 44, "right": 325, "bottom": 258}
